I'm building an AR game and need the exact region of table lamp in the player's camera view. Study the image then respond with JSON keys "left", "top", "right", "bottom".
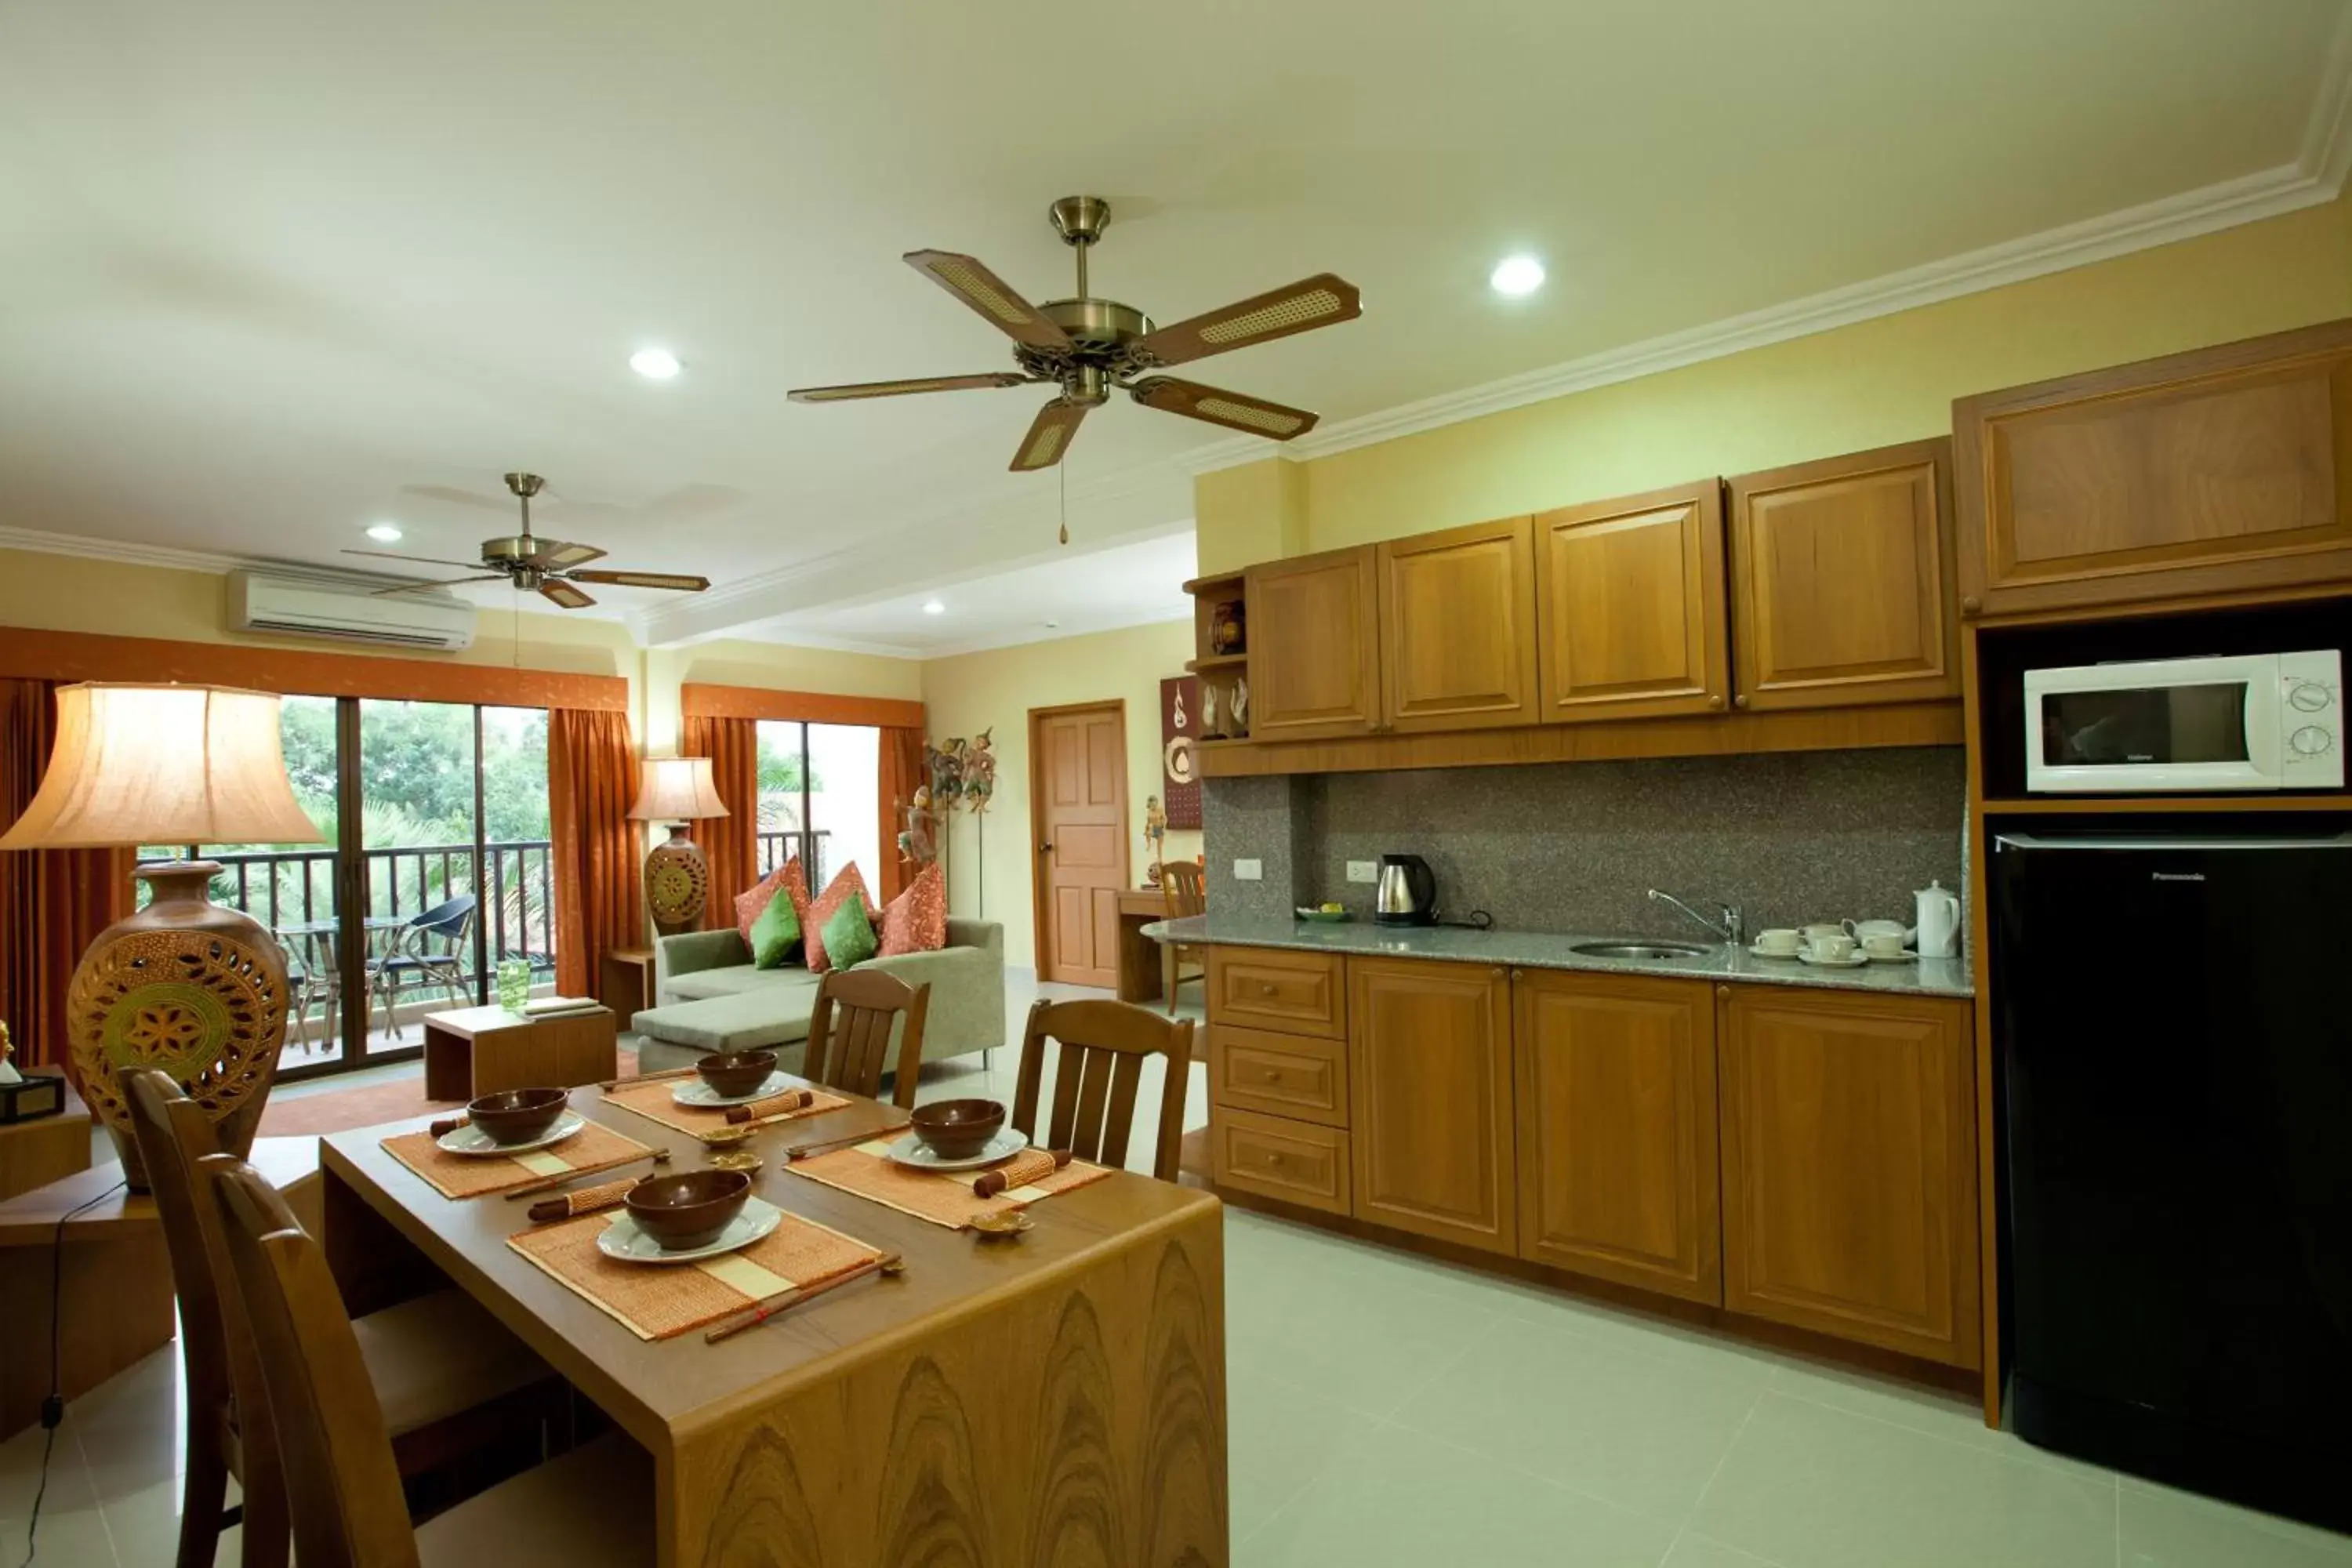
{"left": 0, "top": 683, "right": 321, "bottom": 1188}
{"left": 628, "top": 757, "right": 728, "bottom": 937}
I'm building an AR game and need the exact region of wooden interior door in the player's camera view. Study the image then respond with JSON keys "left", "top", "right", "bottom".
{"left": 1244, "top": 546, "right": 1382, "bottom": 740}
{"left": 1347, "top": 956, "right": 1515, "bottom": 1255}
{"left": 1728, "top": 438, "right": 1958, "bottom": 710}
{"left": 1512, "top": 970, "right": 1721, "bottom": 1304}
{"left": 1534, "top": 481, "right": 1729, "bottom": 723}
{"left": 1029, "top": 702, "right": 1127, "bottom": 989}
{"left": 1717, "top": 986, "right": 1979, "bottom": 1367}
{"left": 1377, "top": 516, "right": 1539, "bottom": 731}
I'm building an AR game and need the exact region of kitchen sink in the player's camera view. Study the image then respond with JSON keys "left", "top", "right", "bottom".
{"left": 1570, "top": 941, "right": 1712, "bottom": 960}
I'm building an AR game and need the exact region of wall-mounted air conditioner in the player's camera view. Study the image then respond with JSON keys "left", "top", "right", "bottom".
{"left": 227, "top": 571, "right": 477, "bottom": 651}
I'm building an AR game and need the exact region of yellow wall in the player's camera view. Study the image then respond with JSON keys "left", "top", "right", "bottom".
{"left": 1199, "top": 187, "right": 2352, "bottom": 564}
{"left": 916, "top": 619, "right": 1202, "bottom": 971}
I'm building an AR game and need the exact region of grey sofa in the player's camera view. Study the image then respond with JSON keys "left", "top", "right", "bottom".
{"left": 630, "top": 918, "right": 1005, "bottom": 1077}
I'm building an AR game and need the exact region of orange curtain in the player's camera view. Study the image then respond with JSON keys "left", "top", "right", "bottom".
{"left": 548, "top": 708, "right": 641, "bottom": 1004}
{"left": 0, "top": 680, "right": 132, "bottom": 1076}
{"left": 681, "top": 713, "right": 759, "bottom": 927}
{"left": 877, "top": 726, "right": 926, "bottom": 906}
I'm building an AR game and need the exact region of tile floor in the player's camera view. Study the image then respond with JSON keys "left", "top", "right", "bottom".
{"left": 13, "top": 978, "right": 2348, "bottom": 1566}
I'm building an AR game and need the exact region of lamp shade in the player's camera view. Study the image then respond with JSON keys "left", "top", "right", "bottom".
{"left": 0, "top": 683, "right": 321, "bottom": 851}
{"left": 627, "top": 756, "right": 729, "bottom": 822}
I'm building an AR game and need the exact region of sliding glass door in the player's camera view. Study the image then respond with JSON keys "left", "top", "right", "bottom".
{"left": 755, "top": 720, "right": 880, "bottom": 889}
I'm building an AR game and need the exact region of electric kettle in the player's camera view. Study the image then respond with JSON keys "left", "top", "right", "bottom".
{"left": 1374, "top": 854, "right": 1437, "bottom": 927}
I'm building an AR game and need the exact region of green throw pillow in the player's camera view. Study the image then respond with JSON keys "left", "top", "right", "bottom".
{"left": 822, "top": 889, "right": 878, "bottom": 970}
{"left": 750, "top": 885, "right": 803, "bottom": 969}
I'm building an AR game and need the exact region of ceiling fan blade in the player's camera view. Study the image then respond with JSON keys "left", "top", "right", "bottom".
{"left": 902, "top": 251, "right": 1073, "bottom": 352}
{"left": 1129, "top": 376, "right": 1319, "bottom": 441}
{"left": 789, "top": 372, "right": 1031, "bottom": 403}
{"left": 1131, "top": 273, "right": 1363, "bottom": 368}
{"left": 535, "top": 541, "right": 606, "bottom": 568}
{"left": 564, "top": 569, "right": 710, "bottom": 593}
{"left": 539, "top": 580, "right": 596, "bottom": 610}
{"left": 1009, "top": 399, "right": 1091, "bottom": 472}
{"left": 342, "top": 548, "right": 495, "bottom": 570}
{"left": 368, "top": 575, "right": 505, "bottom": 597}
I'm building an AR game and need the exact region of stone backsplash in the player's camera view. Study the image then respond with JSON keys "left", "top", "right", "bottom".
{"left": 1203, "top": 746, "right": 1967, "bottom": 942}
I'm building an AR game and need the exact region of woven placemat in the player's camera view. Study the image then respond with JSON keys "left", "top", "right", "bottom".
{"left": 602, "top": 1079, "right": 851, "bottom": 1138}
{"left": 380, "top": 1120, "right": 655, "bottom": 1200}
{"left": 788, "top": 1139, "right": 1113, "bottom": 1230}
{"left": 507, "top": 1206, "right": 883, "bottom": 1341}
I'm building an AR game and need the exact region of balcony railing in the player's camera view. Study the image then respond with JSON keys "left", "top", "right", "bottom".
{"left": 756, "top": 829, "right": 834, "bottom": 886}
{"left": 204, "top": 838, "right": 561, "bottom": 980}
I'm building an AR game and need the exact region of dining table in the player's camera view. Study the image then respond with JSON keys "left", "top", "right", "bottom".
{"left": 318, "top": 1075, "right": 1229, "bottom": 1566}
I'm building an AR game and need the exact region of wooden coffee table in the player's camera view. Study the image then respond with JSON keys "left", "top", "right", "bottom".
{"left": 421, "top": 1004, "right": 618, "bottom": 1100}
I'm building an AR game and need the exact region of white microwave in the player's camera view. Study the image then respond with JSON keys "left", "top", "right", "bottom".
{"left": 2025, "top": 650, "right": 2343, "bottom": 793}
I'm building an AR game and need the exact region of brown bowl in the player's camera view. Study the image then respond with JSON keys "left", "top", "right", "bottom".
{"left": 624, "top": 1168, "right": 752, "bottom": 1251}
{"left": 696, "top": 1049, "right": 778, "bottom": 1100}
{"left": 465, "top": 1087, "right": 568, "bottom": 1145}
{"left": 909, "top": 1098, "right": 1005, "bottom": 1160}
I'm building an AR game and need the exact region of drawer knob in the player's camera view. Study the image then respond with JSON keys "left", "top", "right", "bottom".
{"left": 1717, "top": 984, "right": 1731, "bottom": 1000}
{"left": 1258, "top": 982, "right": 1278, "bottom": 997}
{"left": 1962, "top": 595, "right": 1982, "bottom": 616}
{"left": 1266, "top": 1151, "right": 1284, "bottom": 1165}
{"left": 1261, "top": 1068, "right": 1281, "bottom": 1083}
{"left": 1733, "top": 695, "right": 1751, "bottom": 710}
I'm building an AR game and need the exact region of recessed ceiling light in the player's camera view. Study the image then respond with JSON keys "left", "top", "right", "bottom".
{"left": 630, "top": 347, "right": 682, "bottom": 380}
{"left": 922, "top": 599, "right": 946, "bottom": 615}
{"left": 365, "top": 522, "right": 403, "bottom": 543}
{"left": 1044, "top": 619, "right": 1061, "bottom": 629}
{"left": 1489, "top": 256, "right": 1546, "bottom": 297}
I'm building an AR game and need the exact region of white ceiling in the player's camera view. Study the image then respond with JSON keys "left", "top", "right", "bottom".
{"left": 2, "top": 1, "right": 2347, "bottom": 652}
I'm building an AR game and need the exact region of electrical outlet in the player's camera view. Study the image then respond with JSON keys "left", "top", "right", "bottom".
{"left": 1346, "top": 859, "right": 1378, "bottom": 884}
{"left": 1232, "top": 858, "right": 1264, "bottom": 882}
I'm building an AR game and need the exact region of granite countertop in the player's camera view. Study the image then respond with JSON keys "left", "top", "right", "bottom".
{"left": 1143, "top": 914, "right": 1973, "bottom": 999}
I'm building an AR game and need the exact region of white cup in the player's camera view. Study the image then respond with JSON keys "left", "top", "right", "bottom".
{"left": 1755, "top": 928, "right": 1802, "bottom": 956}
{"left": 1860, "top": 931, "right": 1906, "bottom": 959}
{"left": 1809, "top": 932, "right": 1857, "bottom": 961}
{"left": 1800, "top": 924, "right": 1843, "bottom": 945}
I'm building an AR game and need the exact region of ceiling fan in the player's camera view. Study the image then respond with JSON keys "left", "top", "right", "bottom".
{"left": 789, "top": 195, "right": 1363, "bottom": 471}
{"left": 344, "top": 472, "right": 712, "bottom": 610}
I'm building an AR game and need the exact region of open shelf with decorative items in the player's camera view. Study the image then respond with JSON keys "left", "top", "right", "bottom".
{"left": 1185, "top": 571, "right": 1250, "bottom": 742}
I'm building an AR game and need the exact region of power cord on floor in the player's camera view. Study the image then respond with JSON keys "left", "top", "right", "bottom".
{"left": 20, "top": 1176, "right": 127, "bottom": 1568}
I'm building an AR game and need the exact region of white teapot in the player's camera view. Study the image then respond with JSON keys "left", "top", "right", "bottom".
{"left": 1914, "top": 880, "right": 1960, "bottom": 959}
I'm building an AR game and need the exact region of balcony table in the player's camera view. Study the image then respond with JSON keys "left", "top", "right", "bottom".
{"left": 318, "top": 1080, "right": 1229, "bottom": 1567}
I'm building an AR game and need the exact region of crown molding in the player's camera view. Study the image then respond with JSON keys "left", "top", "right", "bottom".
{"left": 0, "top": 522, "right": 253, "bottom": 575}
{"left": 2303, "top": 2, "right": 2352, "bottom": 191}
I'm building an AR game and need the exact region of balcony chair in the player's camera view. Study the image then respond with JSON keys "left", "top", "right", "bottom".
{"left": 376, "top": 895, "right": 478, "bottom": 1040}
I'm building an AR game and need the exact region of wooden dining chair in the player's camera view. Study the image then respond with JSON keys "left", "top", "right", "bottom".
{"left": 1011, "top": 998, "right": 1195, "bottom": 1181}
{"left": 1160, "top": 861, "right": 1207, "bottom": 1016}
{"left": 803, "top": 967, "right": 931, "bottom": 1109}
{"left": 124, "top": 1071, "right": 558, "bottom": 1568}
{"left": 205, "top": 1155, "right": 652, "bottom": 1568}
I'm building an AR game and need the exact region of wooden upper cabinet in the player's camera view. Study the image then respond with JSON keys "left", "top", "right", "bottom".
{"left": 1729, "top": 437, "right": 1958, "bottom": 711}
{"left": 1717, "top": 986, "right": 1979, "bottom": 1368}
{"left": 1533, "top": 481, "right": 1729, "bottom": 723}
{"left": 1512, "top": 970, "right": 1720, "bottom": 1304}
{"left": 1347, "top": 957, "right": 1516, "bottom": 1256}
{"left": 1376, "top": 517, "right": 1539, "bottom": 732}
{"left": 1245, "top": 546, "right": 1382, "bottom": 740}
{"left": 1954, "top": 319, "right": 2352, "bottom": 616}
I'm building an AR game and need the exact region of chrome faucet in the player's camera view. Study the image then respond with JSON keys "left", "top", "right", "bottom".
{"left": 1646, "top": 888, "right": 1743, "bottom": 947}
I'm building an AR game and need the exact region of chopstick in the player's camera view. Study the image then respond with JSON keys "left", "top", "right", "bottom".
{"left": 704, "top": 1253, "right": 905, "bottom": 1343}
{"left": 782, "top": 1123, "right": 911, "bottom": 1162}
{"left": 500, "top": 1148, "right": 670, "bottom": 1200}
{"left": 599, "top": 1065, "right": 699, "bottom": 1091}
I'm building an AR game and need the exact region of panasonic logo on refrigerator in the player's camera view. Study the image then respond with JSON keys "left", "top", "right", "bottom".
{"left": 2151, "top": 872, "right": 2206, "bottom": 882}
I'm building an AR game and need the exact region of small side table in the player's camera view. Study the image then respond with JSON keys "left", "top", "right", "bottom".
{"left": 0, "top": 1072, "right": 90, "bottom": 1203}
{"left": 422, "top": 1005, "right": 618, "bottom": 1100}
{"left": 601, "top": 946, "right": 657, "bottom": 1025}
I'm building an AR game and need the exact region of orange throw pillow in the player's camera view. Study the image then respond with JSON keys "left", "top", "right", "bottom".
{"left": 801, "top": 862, "right": 877, "bottom": 974}
{"left": 878, "top": 862, "right": 947, "bottom": 957}
{"left": 733, "top": 858, "right": 804, "bottom": 948}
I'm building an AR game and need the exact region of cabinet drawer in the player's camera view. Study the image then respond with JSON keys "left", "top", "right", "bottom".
{"left": 1214, "top": 1109, "right": 1352, "bottom": 1216}
{"left": 1211, "top": 1025, "right": 1348, "bottom": 1127}
{"left": 1208, "top": 948, "right": 1346, "bottom": 1039}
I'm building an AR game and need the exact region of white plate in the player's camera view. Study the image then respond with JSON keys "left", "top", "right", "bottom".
{"left": 1862, "top": 949, "right": 1918, "bottom": 964}
{"left": 595, "top": 1196, "right": 782, "bottom": 1265}
{"left": 1797, "top": 949, "right": 1869, "bottom": 968}
{"left": 884, "top": 1127, "right": 1029, "bottom": 1174}
{"left": 672, "top": 1072, "right": 794, "bottom": 1108}
{"left": 436, "top": 1110, "right": 585, "bottom": 1158}
{"left": 1746, "top": 944, "right": 1804, "bottom": 960}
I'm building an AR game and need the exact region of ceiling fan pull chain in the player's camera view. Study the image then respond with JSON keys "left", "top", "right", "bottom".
{"left": 1058, "top": 461, "right": 1068, "bottom": 546}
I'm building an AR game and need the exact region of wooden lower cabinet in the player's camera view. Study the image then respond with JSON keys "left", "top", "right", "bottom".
{"left": 1214, "top": 1106, "right": 1351, "bottom": 1215}
{"left": 1210, "top": 1024, "right": 1348, "bottom": 1128}
{"left": 1717, "top": 987, "right": 1980, "bottom": 1368}
{"left": 1207, "top": 946, "right": 1346, "bottom": 1040}
{"left": 1512, "top": 971, "right": 1721, "bottom": 1304}
{"left": 1347, "top": 957, "right": 1516, "bottom": 1255}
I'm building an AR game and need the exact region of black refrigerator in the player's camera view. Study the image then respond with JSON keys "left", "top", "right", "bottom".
{"left": 1991, "top": 830, "right": 2352, "bottom": 1530}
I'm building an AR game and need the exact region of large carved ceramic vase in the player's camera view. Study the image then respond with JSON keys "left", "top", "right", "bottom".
{"left": 644, "top": 826, "right": 710, "bottom": 937}
{"left": 68, "top": 862, "right": 289, "bottom": 1189}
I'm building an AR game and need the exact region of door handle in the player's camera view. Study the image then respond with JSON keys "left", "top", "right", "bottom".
{"left": 1039, "top": 842, "right": 1054, "bottom": 853}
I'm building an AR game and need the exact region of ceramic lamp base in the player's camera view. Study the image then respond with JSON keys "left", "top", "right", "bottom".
{"left": 66, "top": 862, "right": 289, "bottom": 1191}
{"left": 644, "top": 826, "right": 710, "bottom": 938}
